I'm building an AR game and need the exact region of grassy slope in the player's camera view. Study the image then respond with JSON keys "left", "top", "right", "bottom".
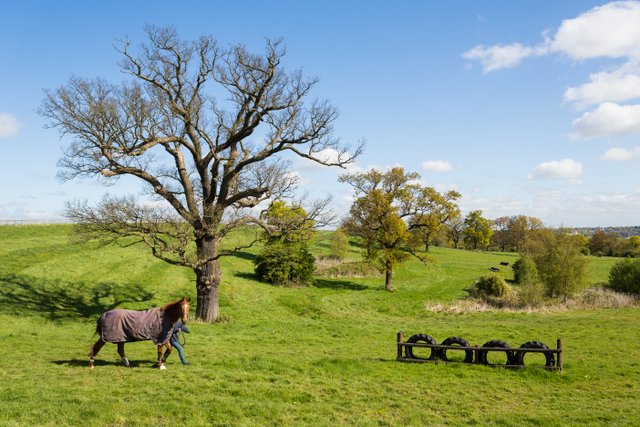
{"left": 0, "top": 226, "right": 637, "bottom": 426}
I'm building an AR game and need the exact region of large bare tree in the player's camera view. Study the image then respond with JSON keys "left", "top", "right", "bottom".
{"left": 40, "top": 26, "right": 362, "bottom": 322}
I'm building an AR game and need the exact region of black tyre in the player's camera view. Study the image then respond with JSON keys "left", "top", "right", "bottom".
{"left": 514, "top": 341, "right": 555, "bottom": 368}
{"left": 440, "top": 336, "right": 474, "bottom": 363}
{"left": 478, "top": 340, "right": 515, "bottom": 365}
{"left": 405, "top": 334, "right": 438, "bottom": 360}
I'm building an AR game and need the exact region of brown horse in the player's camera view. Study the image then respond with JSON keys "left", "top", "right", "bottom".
{"left": 88, "top": 297, "right": 190, "bottom": 369}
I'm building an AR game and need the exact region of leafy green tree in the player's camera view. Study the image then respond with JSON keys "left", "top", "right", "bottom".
{"left": 534, "top": 232, "right": 590, "bottom": 302}
{"left": 463, "top": 210, "right": 493, "bottom": 250}
{"left": 262, "top": 200, "right": 317, "bottom": 243}
{"left": 588, "top": 230, "right": 620, "bottom": 256}
{"left": 509, "top": 215, "right": 544, "bottom": 252}
{"left": 329, "top": 228, "right": 350, "bottom": 260}
{"left": 491, "top": 216, "right": 511, "bottom": 251}
{"left": 410, "top": 189, "right": 460, "bottom": 252}
{"left": 512, "top": 255, "right": 544, "bottom": 307}
{"left": 491, "top": 215, "right": 544, "bottom": 252}
{"left": 339, "top": 167, "right": 436, "bottom": 291}
{"left": 629, "top": 236, "right": 640, "bottom": 255}
{"left": 444, "top": 215, "right": 465, "bottom": 249}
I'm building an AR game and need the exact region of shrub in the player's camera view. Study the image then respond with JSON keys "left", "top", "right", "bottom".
{"left": 533, "top": 231, "right": 590, "bottom": 302}
{"left": 608, "top": 258, "right": 640, "bottom": 295}
{"left": 469, "top": 274, "right": 511, "bottom": 298}
{"left": 518, "top": 277, "right": 545, "bottom": 307}
{"left": 254, "top": 241, "right": 315, "bottom": 286}
{"left": 512, "top": 255, "right": 538, "bottom": 284}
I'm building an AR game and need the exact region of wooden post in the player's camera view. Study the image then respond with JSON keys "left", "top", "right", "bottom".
{"left": 557, "top": 338, "right": 563, "bottom": 372}
{"left": 397, "top": 331, "right": 404, "bottom": 360}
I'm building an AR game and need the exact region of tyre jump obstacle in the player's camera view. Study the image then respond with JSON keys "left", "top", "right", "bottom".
{"left": 396, "top": 332, "right": 563, "bottom": 371}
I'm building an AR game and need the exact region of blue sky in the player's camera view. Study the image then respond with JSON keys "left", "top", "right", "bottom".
{"left": 2, "top": 1, "right": 640, "bottom": 227}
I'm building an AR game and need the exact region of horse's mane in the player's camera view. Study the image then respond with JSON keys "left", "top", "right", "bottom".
{"left": 160, "top": 298, "right": 186, "bottom": 312}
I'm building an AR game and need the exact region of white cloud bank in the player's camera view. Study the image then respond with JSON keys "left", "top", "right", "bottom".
{"left": 528, "top": 158, "right": 583, "bottom": 179}
{"left": 422, "top": 160, "right": 453, "bottom": 172}
{"left": 464, "top": 1, "right": 640, "bottom": 141}
{"left": 0, "top": 113, "right": 21, "bottom": 138}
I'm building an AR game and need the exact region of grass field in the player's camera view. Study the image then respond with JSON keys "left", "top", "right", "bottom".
{"left": 0, "top": 225, "right": 638, "bottom": 426}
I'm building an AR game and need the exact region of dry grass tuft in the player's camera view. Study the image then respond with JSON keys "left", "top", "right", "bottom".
{"left": 425, "top": 287, "right": 638, "bottom": 314}
{"left": 315, "top": 257, "right": 379, "bottom": 278}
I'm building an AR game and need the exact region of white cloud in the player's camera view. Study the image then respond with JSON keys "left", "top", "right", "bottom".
{"left": 563, "top": 66, "right": 640, "bottom": 109}
{"left": 571, "top": 102, "right": 640, "bottom": 139}
{"left": 0, "top": 113, "right": 21, "bottom": 138}
{"left": 550, "top": 1, "right": 640, "bottom": 60}
{"left": 422, "top": 160, "right": 453, "bottom": 172}
{"left": 464, "top": 2, "right": 640, "bottom": 72}
{"left": 462, "top": 43, "right": 545, "bottom": 73}
{"left": 601, "top": 146, "right": 640, "bottom": 160}
{"left": 528, "top": 158, "right": 583, "bottom": 179}
{"left": 465, "top": 2, "right": 640, "bottom": 142}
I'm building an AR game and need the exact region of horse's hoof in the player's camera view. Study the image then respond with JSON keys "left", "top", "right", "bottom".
{"left": 159, "top": 364, "right": 167, "bottom": 370}
{"left": 89, "top": 365, "right": 95, "bottom": 369}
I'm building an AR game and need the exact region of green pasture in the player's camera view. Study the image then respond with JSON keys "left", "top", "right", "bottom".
{"left": 0, "top": 225, "right": 637, "bottom": 426}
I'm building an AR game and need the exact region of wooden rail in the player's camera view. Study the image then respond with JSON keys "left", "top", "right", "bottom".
{"left": 396, "top": 332, "right": 563, "bottom": 371}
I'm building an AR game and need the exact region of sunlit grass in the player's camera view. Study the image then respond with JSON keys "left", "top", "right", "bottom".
{"left": 0, "top": 225, "right": 638, "bottom": 426}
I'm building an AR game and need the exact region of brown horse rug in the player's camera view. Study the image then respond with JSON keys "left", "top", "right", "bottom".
{"left": 99, "top": 308, "right": 174, "bottom": 345}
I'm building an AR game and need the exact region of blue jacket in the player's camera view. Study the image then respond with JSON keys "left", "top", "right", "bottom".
{"left": 170, "top": 322, "right": 190, "bottom": 343}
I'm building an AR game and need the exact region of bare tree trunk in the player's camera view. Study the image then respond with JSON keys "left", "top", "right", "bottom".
{"left": 385, "top": 265, "right": 394, "bottom": 291}
{"left": 195, "top": 236, "right": 221, "bottom": 322}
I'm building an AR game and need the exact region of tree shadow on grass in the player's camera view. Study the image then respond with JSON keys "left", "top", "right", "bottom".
{"left": 0, "top": 274, "right": 155, "bottom": 321}
{"left": 234, "top": 272, "right": 369, "bottom": 291}
{"left": 228, "top": 250, "right": 257, "bottom": 262}
{"left": 234, "top": 271, "right": 260, "bottom": 282}
{"left": 313, "top": 278, "right": 369, "bottom": 291}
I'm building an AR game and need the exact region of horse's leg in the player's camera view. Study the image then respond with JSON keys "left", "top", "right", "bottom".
{"left": 161, "top": 342, "right": 173, "bottom": 364}
{"left": 157, "top": 344, "right": 167, "bottom": 370}
{"left": 117, "top": 342, "right": 130, "bottom": 367}
{"left": 88, "top": 338, "right": 106, "bottom": 369}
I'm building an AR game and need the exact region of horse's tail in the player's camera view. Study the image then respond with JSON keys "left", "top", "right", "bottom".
{"left": 88, "top": 314, "right": 105, "bottom": 358}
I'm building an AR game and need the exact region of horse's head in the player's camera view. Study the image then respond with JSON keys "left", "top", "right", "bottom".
{"left": 179, "top": 297, "right": 190, "bottom": 324}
